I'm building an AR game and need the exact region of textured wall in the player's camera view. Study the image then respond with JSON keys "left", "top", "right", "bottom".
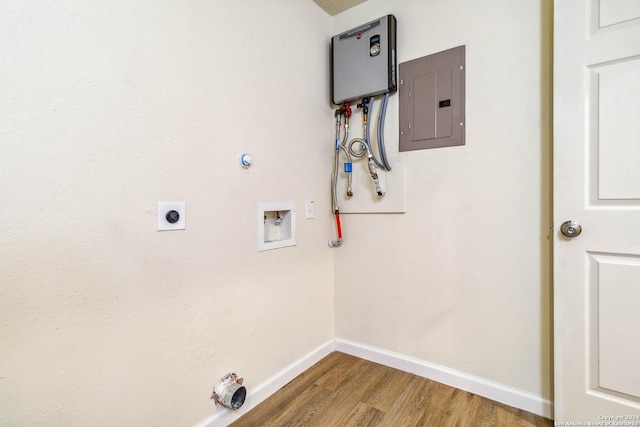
{"left": 0, "top": 0, "right": 554, "bottom": 424}
{"left": 332, "top": 0, "right": 554, "bottom": 400}
{"left": 0, "top": 1, "right": 334, "bottom": 425}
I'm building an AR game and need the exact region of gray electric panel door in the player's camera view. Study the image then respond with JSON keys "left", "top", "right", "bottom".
{"left": 399, "top": 45, "right": 465, "bottom": 151}
{"left": 331, "top": 15, "right": 397, "bottom": 105}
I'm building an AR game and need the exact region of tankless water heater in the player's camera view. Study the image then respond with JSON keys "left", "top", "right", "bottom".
{"left": 331, "top": 15, "right": 397, "bottom": 105}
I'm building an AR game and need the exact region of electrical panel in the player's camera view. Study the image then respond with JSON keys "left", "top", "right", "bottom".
{"left": 399, "top": 45, "right": 465, "bottom": 151}
{"left": 331, "top": 15, "right": 397, "bottom": 105}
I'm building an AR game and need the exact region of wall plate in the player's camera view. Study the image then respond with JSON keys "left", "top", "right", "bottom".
{"left": 158, "top": 202, "right": 186, "bottom": 231}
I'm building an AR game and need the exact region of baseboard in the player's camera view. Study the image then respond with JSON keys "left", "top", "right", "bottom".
{"left": 194, "top": 338, "right": 553, "bottom": 426}
{"left": 334, "top": 338, "right": 553, "bottom": 419}
{"left": 194, "top": 340, "right": 334, "bottom": 427}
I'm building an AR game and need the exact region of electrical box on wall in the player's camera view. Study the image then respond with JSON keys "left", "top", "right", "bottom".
{"left": 399, "top": 45, "right": 465, "bottom": 151}
{"left": 331, "top": 15, "right": 397, "bottom": 105}
{"left": 157, "top": 202, "right": 186, "bottom": 231}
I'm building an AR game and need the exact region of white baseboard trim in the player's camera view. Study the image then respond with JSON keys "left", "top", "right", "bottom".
{"left": 334, "top": 338, "right": 553, "bottom": 419}
{"left": 194, "top": 340, "right": 334, "bottom": 427}
{"left": 194, "top": 338, "right": 553, "bottom": 426}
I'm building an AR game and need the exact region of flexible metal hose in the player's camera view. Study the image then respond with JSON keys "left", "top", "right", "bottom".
{"left": 332, "top": 114, "right": 353, "bottom": 214}
{"left": 377, "top": 92, "right": 392, "bottom": 171}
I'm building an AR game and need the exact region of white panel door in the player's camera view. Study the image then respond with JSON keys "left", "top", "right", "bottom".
{"left": 554, "top": 0, "right": 640, "bottom": 422}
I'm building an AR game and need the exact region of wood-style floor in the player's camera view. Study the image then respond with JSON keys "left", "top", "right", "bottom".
{"left": 230, "top": 352, "right": 552, "bottom": 427}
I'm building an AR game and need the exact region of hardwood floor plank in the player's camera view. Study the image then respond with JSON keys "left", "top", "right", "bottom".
{"left": 457, "top": 393, "right": 496, "bottom": 427}
{"left": 229, "top": 354, "right": 340, "bottom": 426}
{"left": 303, "top": 361, "right": 384, "bottom": 425}
{"left": 343, "top": 402, "right": 385, "bottom": 427}
{"left": 232, "top": 383, "right": 330, "bottom": 427}
{"left": 378, "top": 375, "right": 436, "bottom": 426}
{"left": 415, "top": 382, "right": 461, "bottom": 426}
{"left": 361, "top": 366, "right": 416, "bottom": 413}
{"left": 313, "top": 352, "right": 366, "bottom": 391}
{"left": 264, "top": 384, "right": 334, "bottom": 427}
{"left": 494, "top": 403, "right": 546, "bottom": 427}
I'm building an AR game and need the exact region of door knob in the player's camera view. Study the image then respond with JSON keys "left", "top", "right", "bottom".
{"left": 560, "top": 220, "right": 582, "bottom": 238}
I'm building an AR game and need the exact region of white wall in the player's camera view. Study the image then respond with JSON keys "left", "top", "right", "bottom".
{"left": 0, "top": 1, "right": 334, "bottom": 425}
{"left": 1, "top": 0, "right": 554, "bottom": 424}
{"left": 332, "top": 0, "right": 554, "bottom": 400}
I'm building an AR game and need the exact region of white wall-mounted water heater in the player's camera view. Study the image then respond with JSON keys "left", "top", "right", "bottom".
{"left": 331, "top": 15, "right": 397, "bottom": 105}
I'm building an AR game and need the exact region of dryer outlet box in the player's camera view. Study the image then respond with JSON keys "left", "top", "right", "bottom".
{"left": 157, "top": 202, "right": 186, "bottom": 231}
{"left": 331, "top": 15, "right": 397, "bottom": 105}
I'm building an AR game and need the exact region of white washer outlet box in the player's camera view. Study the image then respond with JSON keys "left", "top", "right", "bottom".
{"left": 258, "top": 203, "right": 295, "bottom": 251}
